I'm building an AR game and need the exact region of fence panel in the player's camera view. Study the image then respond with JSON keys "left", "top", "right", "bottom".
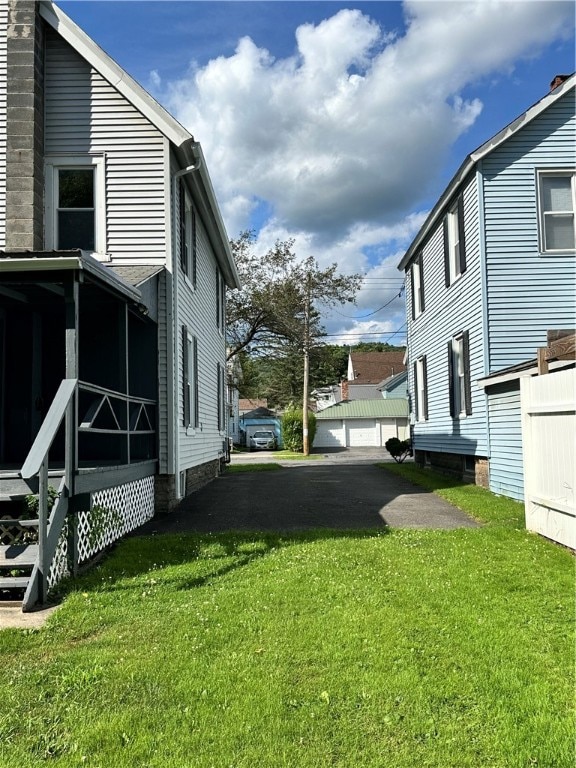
{"left": 521, "top": 368, "right": 575, "bottom": 549}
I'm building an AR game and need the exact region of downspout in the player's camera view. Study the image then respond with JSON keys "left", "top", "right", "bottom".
{"left": 171, "top": 140, "right": 202, "bottom": 497}
{"left": 477, "top": 164, "right": 491, "bottom": 464}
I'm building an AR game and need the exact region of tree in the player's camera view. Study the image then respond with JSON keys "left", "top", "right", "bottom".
{"left": 226, "top": 231, "right": 362, "bottom": 361}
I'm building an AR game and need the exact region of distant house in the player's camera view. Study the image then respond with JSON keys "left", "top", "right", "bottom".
{"left": 313, "top": 400, "right": 408, "bottom": 449}
{"left": 398, "top": 73, "right": 575, "bottom": 496}
{"left": 0, "top": 1, "right": 240, "bottom": 608}
{"left": 238, "top": 406, "right": 282, "bottom": 448}
{"left": 239, "top": 398, "right": 269, "bottom": 414}
{"left": 346, "top": 350, "right": 406, "bottom": 400}
{"left": 378, "top": 370, "right": 408, "bottom": 399}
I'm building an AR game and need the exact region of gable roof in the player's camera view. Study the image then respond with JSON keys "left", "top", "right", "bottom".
{"left": 349, "top": 351, "right": 406, "bottom": 384}
{"left": 377, "top": 369, "right": 408, "bottom": 391}
{"left": 40, "top": 1, "right": 240, "bottom": 289}
{"left": 398, "top": 73, "right": 576, "bottom": 271}
{"left": 316, "top": 399, "right": 408, "bottom": 419}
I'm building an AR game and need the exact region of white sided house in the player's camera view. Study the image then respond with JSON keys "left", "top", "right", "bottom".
{"left": 0, "top": 1, "right": 240, "bottom": 609}
{"left": 399, "top": 73, "right": 575, "bottom": 495}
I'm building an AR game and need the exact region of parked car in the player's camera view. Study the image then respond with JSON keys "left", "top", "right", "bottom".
{"left": 249, "top": 430, "right": 277, "bottom": 451}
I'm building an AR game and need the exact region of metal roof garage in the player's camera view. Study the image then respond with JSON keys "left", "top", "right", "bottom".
{"left": 313, "top": 400, "right": 409, "bottom": 449}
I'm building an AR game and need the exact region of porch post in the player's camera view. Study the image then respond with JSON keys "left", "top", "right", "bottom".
{"left": 64, "top": 277, "right": 79, "bottom": 491}
{"left": 37, "top": 456, "right": 48, "bottom": 602}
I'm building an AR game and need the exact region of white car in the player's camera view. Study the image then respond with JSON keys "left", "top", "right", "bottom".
{"left": 249, "top": 430, "right": 277, "bottom": 451}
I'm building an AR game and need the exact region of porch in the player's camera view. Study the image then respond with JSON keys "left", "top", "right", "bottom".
{"left": 0, "top": 251, "right": 160, "bottom": 609}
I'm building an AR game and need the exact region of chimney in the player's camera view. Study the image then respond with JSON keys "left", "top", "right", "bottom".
{"left": 6, "top": 1, "right": 45, "bottom": 251}
{"left": 549, "top": 74, "right": 570, "bottom": 92}
{"left": 341, "top": 380, "right": 349, "bottom": 401}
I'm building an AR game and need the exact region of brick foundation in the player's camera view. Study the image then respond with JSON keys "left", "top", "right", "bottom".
{"left": 154, "top": 459, "right": 222, "bottom": 514}
{"left": 415, "top": 450, "right": 490, "bottom": 488}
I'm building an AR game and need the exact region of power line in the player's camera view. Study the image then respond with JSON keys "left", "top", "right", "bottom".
{"left": 322, "top": 325, "right": 406, "bottom": 338}
{"left": 331, "top": 290, "right": 402, "bottom": 319}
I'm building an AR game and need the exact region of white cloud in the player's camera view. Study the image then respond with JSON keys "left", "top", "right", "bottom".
{"left": 155, "top": 0, "right": 572, "bottom": 341}
{"left": 161, "top": 1, "right": 572, "bottom": 244}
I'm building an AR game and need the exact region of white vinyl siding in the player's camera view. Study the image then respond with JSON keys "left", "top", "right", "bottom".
{"left": 44, "top": 30, "right": 166, "bottom": 261}
{"left": 0, "top": 2, "right": 7, "bottom": 248}
{"left": 174, "top": 156, "right": 227, "bottom": 471}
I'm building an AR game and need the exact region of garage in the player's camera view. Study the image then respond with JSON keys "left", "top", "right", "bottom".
{"left": 313, "top": 400, "right": 409, "bottom": 449}
{"left": 314, "top": 420, "right": 345, "bottom": 448}
{"left": 347, "top": 419, "right": 378, "bottom": 447}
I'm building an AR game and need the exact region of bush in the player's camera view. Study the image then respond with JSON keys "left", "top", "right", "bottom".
{"left": 385, "top": 437, "right": 412, "bottom": 463}
{"left": 281, "top": 408, "right": 317, "bottom": 452}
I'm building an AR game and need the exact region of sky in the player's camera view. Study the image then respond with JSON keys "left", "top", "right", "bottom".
{"left": 58, "top": 0, "right": 575, "bottom": 347}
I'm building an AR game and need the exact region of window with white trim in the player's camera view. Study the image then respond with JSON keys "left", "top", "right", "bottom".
{"left": 537, "top": 171, "right": 576, "bottom": 253}
{"left": 216, "top": 268, "right": 225, "bottom": 333}
{"left": 217, "top": 362, "right": 225, "bottom": 432}
{"left": 179, "top": 181, "right": 197, "bottom": 285}
{"left": 414, "top": 356, "right": 428, "bottom": 422}
{"left": 45, "top": 156, "right": 106, "bottom": 254}
{"left": 182, "top": 326, "right": 199, "bottom": 428}
{"left": 443, "top": 194, "right": 466, "bottom": 286}
{"left": 448, "top": 331, "right": 472, "bottom": 418}
{"left": 411, "top": 253, "right": 425, "bottom": 318}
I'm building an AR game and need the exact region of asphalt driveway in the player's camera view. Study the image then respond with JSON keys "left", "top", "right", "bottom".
{"left": 137, "top": 458, "right": 478, "bottom": 535}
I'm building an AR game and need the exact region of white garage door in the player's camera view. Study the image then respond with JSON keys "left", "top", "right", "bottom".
{"left": 347, "top": 419, "right": 378, "bottom": 447}
{"left": 314, "top": 421, "right": 345, "bottom": 448}
{"left": 379, "top": 419, "right": 399, "bottom": 445}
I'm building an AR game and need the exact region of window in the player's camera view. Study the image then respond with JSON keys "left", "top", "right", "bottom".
{"left": 182, "top": 326, "right": 199, "bottom": 428}
{"left": 414, "top": 356, "right": 428, "bottom": 421}
{"left": 179, "top": 181, "right": 197, "bottom": 285}
{"left": 411, "top": 253, "right": 425, "bottom": 318}
{"left": 45, "top": 156, "right": 106, "bottom": 253}
{"left": 448, "top": 331, "right": 472, "bottom": 418}
{"left": 443, "top": 193, "right": 466, "bottom": 286}
{"left": 538, "top": 171, "right": 576, "bottom": 253}
{"left": 217, "top": 362, "right": 225, "bottom": 432}
{"left": 216, "top": 268, "right": 225, "bottom": 332}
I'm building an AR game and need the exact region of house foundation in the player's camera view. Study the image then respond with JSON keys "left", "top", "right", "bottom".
{"left": 414, "top": 450, "right": 489, "bottom": 488}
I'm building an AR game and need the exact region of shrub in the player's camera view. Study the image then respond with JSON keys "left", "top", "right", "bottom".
{"left": 385, "top": 437, "right": 412, "bottom": 463}
{"left": 281, "top": 408, "right": 317, "bottom": 452}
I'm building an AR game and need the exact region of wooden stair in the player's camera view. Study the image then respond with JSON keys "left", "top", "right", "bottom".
{"left": 0, "top": 475, "right": 39, "bottom": 603}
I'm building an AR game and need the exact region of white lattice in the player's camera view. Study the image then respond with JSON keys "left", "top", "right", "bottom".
{"left": 77, "top": 475, "right": 155, "bottom": 564}
{"left": 48, "top": 521, "right": 69, "bottom": 591}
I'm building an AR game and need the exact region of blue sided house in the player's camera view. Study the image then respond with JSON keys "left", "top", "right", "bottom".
{"left": 398, "top": 73, "right": 575, "bottom": 499}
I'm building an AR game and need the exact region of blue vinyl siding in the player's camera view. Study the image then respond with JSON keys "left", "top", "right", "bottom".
{"left": 482, "top": 88, "right": 576, "bottom": 372}
{"left": 486, "top": 381, "right": 524, "bottom": 500}
{"left": 407, "top": 175, "right": 489, "bottom": 456}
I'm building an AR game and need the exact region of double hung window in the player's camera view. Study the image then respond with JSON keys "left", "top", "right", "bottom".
{"left": 537, "top": 171, "right": 576, "bottom": 253}
{"left": 182, "top": 326, "right": 199, "bottom": 428}
{"left": 448, "top": 331, "right": 472, "bottom": 418}
{"left": 411, "top": 253, "right": 425, "bottom": 318}
{"left": 179, "top": 181, "right": 197, "bottom": 285}
{"left": 443, "top": 194, "right": 466, "bottom": 286}
{"left": 45, "top": 156, "right": 105, "bottom": 253}
{"left": 414, "top": 356, "right": 428, "bottom": 422}
{"left": 216, "top": 268, "right": 225, "bottom": 333}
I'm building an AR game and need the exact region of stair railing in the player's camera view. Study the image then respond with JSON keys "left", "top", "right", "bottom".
{"left": 20, "top": 378, "right": 77, "bottom": 608}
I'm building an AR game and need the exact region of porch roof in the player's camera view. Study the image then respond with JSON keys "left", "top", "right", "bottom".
{"left": 0, "top": 250, "right": 143, "bottom": 306}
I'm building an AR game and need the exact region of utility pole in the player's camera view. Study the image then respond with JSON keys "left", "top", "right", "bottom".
{"left": 302, "top": 272, "right": 311, "bottom": 455}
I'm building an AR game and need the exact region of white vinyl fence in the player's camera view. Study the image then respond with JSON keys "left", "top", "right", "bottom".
{"left": 521, "top": 368, "right": 575, "bottom": 549}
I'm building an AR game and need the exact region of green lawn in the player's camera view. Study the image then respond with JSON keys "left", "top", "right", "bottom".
{"left": 0, "top": 469, "right": 573, "bottom": 767}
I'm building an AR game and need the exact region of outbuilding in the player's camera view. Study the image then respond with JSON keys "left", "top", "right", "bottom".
{"left": 313, "top": 400, "right": 409, "bottom": 449}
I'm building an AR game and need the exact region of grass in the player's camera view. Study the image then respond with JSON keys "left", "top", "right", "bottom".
{"left": 0, "top": 471, "right": 573, "bottom": 767}
{"left": 225, "top": 463, "right": 283, "bottom": 473}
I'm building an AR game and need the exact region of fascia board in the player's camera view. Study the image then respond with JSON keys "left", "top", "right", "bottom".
{"left": 477, "top": 359, "right": 574, "bottom": 388}
{"left": 398, "top": 75, "right": 576, "bottom": 272}
{"left": 39, "top": 1, "right": 191, "bottom": 148}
